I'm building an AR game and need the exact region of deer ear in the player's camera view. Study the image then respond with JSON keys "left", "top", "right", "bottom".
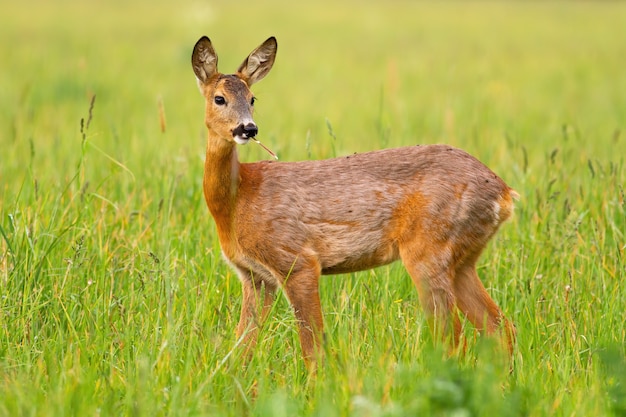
{"left": 192, "top": 36, "right": 218, "bottom": 88}
{"left": 237, "top": 37, "right": 277, "bottom": 86}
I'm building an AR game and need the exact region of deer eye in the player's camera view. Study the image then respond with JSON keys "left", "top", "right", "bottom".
{"left": 250, "top": 97, "right": 256, "bottom": 106}
{"left": 214, "top": 95, "right": 226, "bottom": 105}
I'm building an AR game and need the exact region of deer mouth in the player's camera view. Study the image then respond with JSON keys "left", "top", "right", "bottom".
{"left": 234, "top": 135, "right": 250, "bottom": 145}
{"left": 232, "top": 122, "right": 258, "bottom": 144}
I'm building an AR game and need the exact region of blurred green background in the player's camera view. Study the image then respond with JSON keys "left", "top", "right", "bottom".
{"left": 3, "top": 1, "right": 625, "bottom": 171}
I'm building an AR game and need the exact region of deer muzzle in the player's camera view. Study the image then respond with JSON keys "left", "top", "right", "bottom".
{"left": 233, "top": 122, "right": 258, "bottom": 144}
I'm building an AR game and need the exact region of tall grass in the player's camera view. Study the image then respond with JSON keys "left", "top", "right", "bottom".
{"left": 1, "top": 1, "right": 625, "bottom": 415}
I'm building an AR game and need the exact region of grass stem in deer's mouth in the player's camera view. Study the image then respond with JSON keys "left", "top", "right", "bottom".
{"left": 253, "top": 138, "right": 279, "bottom": 160}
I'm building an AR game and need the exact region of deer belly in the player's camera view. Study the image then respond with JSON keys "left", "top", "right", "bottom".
{"left": 312, "top": 222, "right": 399, "bottom": 275}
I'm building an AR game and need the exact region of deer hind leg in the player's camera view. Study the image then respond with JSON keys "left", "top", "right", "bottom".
{"left": 235, "top": 270, "right": 278, "bottom": 358}
{"left": 453, "top": 258, "right": 516, "bottom": 355}
{"left": 281, "top": 259, "right": 324, "bottom": 367}
{"left": 400, "top": 246, "right": 462, "bottom": 352}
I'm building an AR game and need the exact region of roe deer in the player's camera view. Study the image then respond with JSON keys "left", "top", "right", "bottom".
{"left": 191, "top": 36, "right": 517, "bottom": 366}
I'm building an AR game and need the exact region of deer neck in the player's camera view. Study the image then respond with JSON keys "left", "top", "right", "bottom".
{"left": 203, "top": 132, "right": 241, "bottom": 248}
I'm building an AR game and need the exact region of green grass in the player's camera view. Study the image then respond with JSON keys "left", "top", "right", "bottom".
{"left": 1, "top": 0, "right": 625, "bottom": 415}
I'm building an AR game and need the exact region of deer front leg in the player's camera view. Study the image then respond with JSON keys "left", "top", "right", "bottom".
{"left": 282, "top": 267, "right": 324, "bottom": 368}
{"left": 235, "top": 271, "right": 277, "bottom": 359}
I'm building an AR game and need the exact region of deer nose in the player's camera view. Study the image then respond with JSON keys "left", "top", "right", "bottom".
{"left": 232, "top": 122, "right": 258, "bottom": 142}
{"left": 243, "top": 123, "right": 258, "bottom": 138}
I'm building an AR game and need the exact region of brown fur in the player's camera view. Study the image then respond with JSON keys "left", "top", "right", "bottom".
{"left": 192, "top": 36, "right": 517, "bottom": 366}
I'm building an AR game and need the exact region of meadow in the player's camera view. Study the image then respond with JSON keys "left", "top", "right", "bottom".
{"left": 1, "top": 0, "right": 625, "bottom": 415}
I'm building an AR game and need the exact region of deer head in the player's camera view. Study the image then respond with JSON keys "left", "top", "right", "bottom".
{"left": 191, "top": 36, "right": 277, "bottom": 145}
